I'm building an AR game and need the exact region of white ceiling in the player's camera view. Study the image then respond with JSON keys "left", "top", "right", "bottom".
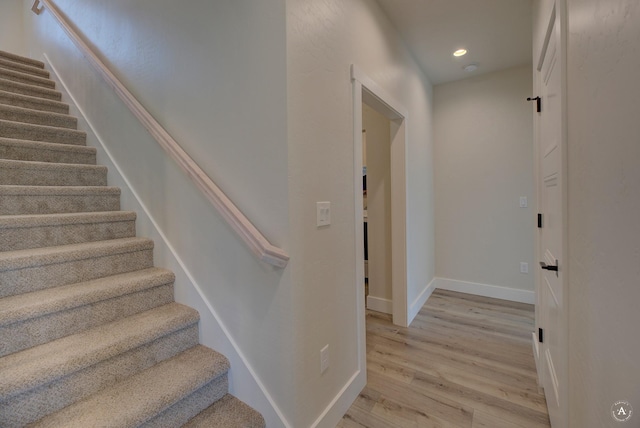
{"left": 375, "top": 0, "right": 533, "bottom": 85}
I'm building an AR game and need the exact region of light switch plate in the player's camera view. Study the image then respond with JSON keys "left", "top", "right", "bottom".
{"left": 317, "top": 202, "right": 331, "bottom": 227}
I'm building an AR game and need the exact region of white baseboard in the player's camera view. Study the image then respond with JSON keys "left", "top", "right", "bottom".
{"left": 366, "top": 295, "right": 392, "bottom": 314}
{"left": 408, "top": 278, "right": 436, "bottom": 324}
{"left": 310, "top": 369, "right": 366, "bottom": 428}
{"left": 434, "top": 277, "right": 535, "bottom": 304}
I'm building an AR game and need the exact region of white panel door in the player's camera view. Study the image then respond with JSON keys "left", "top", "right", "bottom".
{"left": 536, "top": 5, "right": 568, "bottom": 427}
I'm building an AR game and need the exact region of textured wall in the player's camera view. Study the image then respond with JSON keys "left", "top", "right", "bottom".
{"left": 286, "top": 0, "right": 434, "bottom": 425}
{"left": 0, "top": 0, "right": 25, "bottom": 54}
{"left": 434, "top": 65, "right": 534, "bottom": 293}
{"left": 566, "top": 0, "right": 640, "bottom": 425}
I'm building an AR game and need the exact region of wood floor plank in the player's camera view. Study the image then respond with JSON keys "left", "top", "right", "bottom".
{"left": 340, "top": 403, "right": 406, "bottom": 428}
{"left": 368, "top": 341, "right": 541, "bottom": 393}
{"left": 371, "top": 343, "right": 546, "bottom": 413}
{"left": 350, "top": 386, "right": 382, "bottom": 413}
{"left": 366, "top": 350, "right": 416, "bottom": 384}
{"left": 366, "top": 371, "right": 474, "bottom": 427}
{"left": 340, "top": 289, "right": 550, "bottom": 427}
{"left": 471, "top": 409, "right": 530, "bottom": 428}
{"left": 410, "top": 370, "right": 550, "bottom": 427}
{"left": 367, "top": 320, "right": 537, "bottom": 375}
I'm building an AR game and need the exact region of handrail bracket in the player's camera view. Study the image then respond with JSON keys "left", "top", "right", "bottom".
{"left": 32, "top": 0, "right": 44, "bottom": 15}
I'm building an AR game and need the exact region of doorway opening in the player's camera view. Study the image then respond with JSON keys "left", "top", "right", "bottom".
{"left": 362, "top": 106, "right": 393, "bottom": 314}
{"left": 351, "top": 64, "right": 410, "bottom": 377}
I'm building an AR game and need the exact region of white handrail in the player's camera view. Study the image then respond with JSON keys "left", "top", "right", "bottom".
{"left": 31, "top": 0, "right": 289, "bottom": 268}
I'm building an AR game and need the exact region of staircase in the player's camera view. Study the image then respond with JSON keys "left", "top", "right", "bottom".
{"left": 0, "top": 50, "right": 265, "bottom": 428}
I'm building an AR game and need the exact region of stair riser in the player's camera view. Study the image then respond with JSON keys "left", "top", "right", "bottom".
{"left": 140, "top": 375, "right": 230, "bottom": 428}
{"left": 0, "top": 325, "right": 199, "bottom": 428}
{"left": 0, "top": 60, "right": 50, "bottom": 78}
{"left": 0, "top": 69, "right": 55, "bottom": 90}
{"left": 0, "top": 191, "right": 121, "bottom": 215}
{"left": 0, "top": 248, "right": 153, "bottom": 298}
{"left": 0, "top": 90, "right": 69, "bottom": 114}
{"left": 1, "top": 284, "right": 174, "bottom": 357}
{"left": 0, "top": 141, "right": 95, "bottom": 165}
{"left": 0, "top": 106, "right": 77, "bottom": 129}
{"left": 0, "top": 164, "right": 106, "bottom": 187}
{"left": 0, "top": 79, "right": 61, "bottom": 101}
{"left": 0, "top": 219, "right": 136, "bottom": 252}
{"left": 0, "top": 120, "right": 86, "bottom": 146}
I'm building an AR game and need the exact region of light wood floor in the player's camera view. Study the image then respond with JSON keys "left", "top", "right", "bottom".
{"left": 338, "top": 289, "right": 551, "bottom": 428}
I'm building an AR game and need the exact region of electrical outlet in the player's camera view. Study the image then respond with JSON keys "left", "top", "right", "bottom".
{"left": 320, "top": 344, "right": 329, "bottom": 374}
{"left": 519, "top": 196, "right": 528, "bottom": 208}
{"left": 520, "top": 262, "right": 529, "bottom": 273}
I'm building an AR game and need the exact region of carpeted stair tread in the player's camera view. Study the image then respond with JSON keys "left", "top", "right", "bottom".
{"left": 0, "top": 77, "right": 61, "bottom": 101}
{"left": 0, "top": 267, "right": 175, "bottom": 357}
{"left": 0, "top": 236, "right": 152, "bottom": 271}
{"left": 0, "top": 323, "right": 200, "bottom": 427}
{"left": 0, "top": 137, "right": 95, "bottom": 164}
{"left": 0, "top": 267, "right": 173, "bottom": 327}
{"left": 0, "top": 119, "right": 86, "bottom": 145}
{"left": 0, "top": 89, "right": 69, "bottom": 114}
{"left": 0, "top": 158, "right": 106, "bottom": 186}
{"left": 0, "top": 50, "right": 45, "bottom": 69}
{"left": 0, "top": 211, "right": 134, "bottom": 229}
{"left": 182, "top": 394, "right": 266, "bottom": 428}
{"left": 0, "top": 302, "right": 200, "bottom": 399}
{"left": 28, "top": 345, "right": 230, "bottom": 428}
{"left": 0, "top": 185, "right": 121, "bottom": 215}
{"left": 0, "top": 67, "right": 55, "bottom": 89}
{"left": 0, "top": 237, "right": 154, "bottom": 298}
{"left": 0, "top": 58, "right": 50, "bottom": 78}
{"left": 0, "top": 103, "right": 77, "bottom": 129}
{"left": 0, "top": 211, "right": 136, "bottom": 251}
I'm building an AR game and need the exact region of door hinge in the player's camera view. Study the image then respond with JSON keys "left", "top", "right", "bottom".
{"left": 538, "top": 213, "right": 543, "bottom": 228}
{"left": 539, "top": 328, "right": 544, "bottom": 343}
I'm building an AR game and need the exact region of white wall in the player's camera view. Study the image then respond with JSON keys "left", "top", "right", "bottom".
{"left": 363, "top": 104, "right": 392, "bottom": 312}
{"left": 565, "top": 0, "right": 640, "bottom": 425}
{"left": 286, "top": 0, "right": 434, "bottom": 425}
{"left": 0, "top": 0, "right": 25, "bottom": 54}
{"left": 434, "top": 65, "right": 535, "bottom": 301}
{"left": 21, "top": 1, "right": 292, "bottom": 426}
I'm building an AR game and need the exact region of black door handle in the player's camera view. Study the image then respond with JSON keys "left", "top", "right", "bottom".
{"left": 540, "top": 260, "right": 559, "bottom": 276}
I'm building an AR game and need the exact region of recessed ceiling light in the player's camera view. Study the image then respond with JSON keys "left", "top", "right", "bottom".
{"left": 453, "top": 49, "right": 467, "bottom": 57}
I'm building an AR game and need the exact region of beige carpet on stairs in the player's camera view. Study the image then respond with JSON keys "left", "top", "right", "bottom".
{"left": 0, "top": 49, "right": 265, "bottom": 428}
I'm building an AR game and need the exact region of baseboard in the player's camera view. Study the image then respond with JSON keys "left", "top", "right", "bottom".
{"left": 434, "top": 277, "right": 535, "bottom": 304}
{"left": 408, "top": 278, "right": 436, "bottom": 324}
{"left": 43, "top": 56, "right": 290, "bottom": 428}
{"left": 310, "top": 369, "right": 366, "bottom": 428}
{"left": 366, "top": 295, "right": 392, "bottom": 314}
